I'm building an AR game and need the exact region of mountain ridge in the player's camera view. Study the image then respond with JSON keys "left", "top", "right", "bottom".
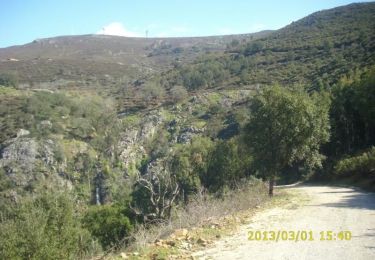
{"left": 0, "top": 31, "right": 271, "bottom": 88}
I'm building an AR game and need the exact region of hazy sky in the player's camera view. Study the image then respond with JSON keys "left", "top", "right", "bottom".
{"left": 0, "top": 0, "right": 370, "bottom": 48}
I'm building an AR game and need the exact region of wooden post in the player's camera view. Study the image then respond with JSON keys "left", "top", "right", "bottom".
{"left": 269, "top": 176, "right": 275, "bottom": 197}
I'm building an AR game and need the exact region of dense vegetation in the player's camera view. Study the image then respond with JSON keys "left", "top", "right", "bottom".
{"left": 0, "top": 191, "right": 98, "bottom": 259}
{"left": 319, "top": 68, "right": 375, "bottom": 189}
{"left": 160, "top": 3, "right": 375, "bottom": 92}
{"left": 244, "top": 86, "right": 330, "bottom": 195}
{"left": 0, "top": 2, "right": 374, "bottom": 258}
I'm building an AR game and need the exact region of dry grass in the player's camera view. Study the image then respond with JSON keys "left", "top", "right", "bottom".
{"left": 127, "top": 177, "right": 269, "bottom": 251}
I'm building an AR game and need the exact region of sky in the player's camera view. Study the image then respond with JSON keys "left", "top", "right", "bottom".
{"left": 0, "top": 0, "right": 371, "bottom": 48}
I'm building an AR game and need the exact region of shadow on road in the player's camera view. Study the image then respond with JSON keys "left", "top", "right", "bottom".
{"left": 314, "top": 191, "right": 375, "bottom": 210}
{"left": 299, "top": 185, "right": 375, "bottom": 210}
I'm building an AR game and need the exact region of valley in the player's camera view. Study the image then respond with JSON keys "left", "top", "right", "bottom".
{"left": 0, "top": 2, "right": 374, "bottom": 259}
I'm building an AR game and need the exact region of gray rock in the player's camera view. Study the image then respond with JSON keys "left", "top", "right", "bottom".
{"left": 0, "top": 138, "right": 39, "bottom": 172}
{"left": 16, "top": 129, "right": 30, "bottom": 137}
{"left": 40, "top": 139, "right": 56, "bottom": 166}
{"left": 139, "top": 112, "right": 163, "bottom": 140}
{"left": 177, "top": 126, "right": 204, "bottom": 144}
{"left": 0, "top": 137, "right": 40, "bottom": 187}
{"left": 118, "top": 111, "right": 164, "bottom": 169}
{"left": 0, "top": 137, "right": 72, "bottom": 190}
{"left": 39, "top": 120, "right": 52, "bottom": 129}
{"left": 145, "top": 158, "right": 166, "bottom": 176}
{"left": 220, "top": 98, "right": 233, "bottom": 108}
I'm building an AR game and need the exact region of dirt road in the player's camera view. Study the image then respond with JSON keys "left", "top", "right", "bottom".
{"left": 192, "top": 185, "right": 375, "bottom": 260}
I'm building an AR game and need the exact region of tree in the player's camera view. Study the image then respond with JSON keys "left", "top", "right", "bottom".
{"left": 204, "top": 139, "right": 252, "bottom": 192}
{"left": 328, "top": 69, "right": 375, "bottom": 156}
{"left": 130, "top": 168, "right": 180, "bottom": 222}
{"left": 245, "top": 86, "right": 330, "bottom": 196}
{"left": 244, "top": 41, "right": 264, "bottom": 56}
{"left": 171, "top": 137, "right": 213, "bottom": 200}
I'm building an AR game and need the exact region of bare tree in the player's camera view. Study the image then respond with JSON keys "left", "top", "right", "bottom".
{"left": 130, "top": 169, "right": 180, "bottom": 222}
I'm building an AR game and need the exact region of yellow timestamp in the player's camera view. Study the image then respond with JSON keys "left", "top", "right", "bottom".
{"left": 248, "top": 230, "right": 352, "bottom": 242}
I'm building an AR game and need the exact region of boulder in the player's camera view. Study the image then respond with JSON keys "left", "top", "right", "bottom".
{"left": 173, "top": 228, "right": 188, "bottom": 239}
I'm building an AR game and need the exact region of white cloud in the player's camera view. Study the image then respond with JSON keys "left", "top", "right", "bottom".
{"left": 96, "top": 22, "right": 141, "bottom": 37}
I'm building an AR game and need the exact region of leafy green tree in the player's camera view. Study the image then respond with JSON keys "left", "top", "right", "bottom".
{"left": 203, "top": 139, "right": 252, "bottom": 192}
{"left": 171, "top": 154, "right": 200, "bottom": 200}
{"left": 171, "top": 137, "right": 214, "bottom": 199}
{"left": 245, "top": 86, "right": 330, "bottom": 196}
{"left": 244, "top": 41, "right": 264, "bottom": 56}
{"left": 328, "top": 68, "right": 375, "bottom": 156}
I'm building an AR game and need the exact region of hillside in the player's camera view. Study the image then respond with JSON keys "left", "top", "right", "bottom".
{"left": 0, "top": 32, "right": 270, "bottom": 90}
{"left": 159, "top": 2, "right": 375, "bottom": 92}
{"left": 0, "top": 2, "right": 375, "bottom": 259}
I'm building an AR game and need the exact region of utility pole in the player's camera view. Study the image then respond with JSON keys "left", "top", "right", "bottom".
{"left": 146, "top": 30, "right": 149, "bottom": 38}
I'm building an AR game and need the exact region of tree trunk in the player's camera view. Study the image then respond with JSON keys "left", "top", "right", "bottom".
{"left": 269, "top": 176, "right": 275, "bottom": 197}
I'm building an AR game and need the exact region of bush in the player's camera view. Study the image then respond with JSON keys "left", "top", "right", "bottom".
{"left": 0, "top": 192, "right": 96, "bottom": 259}
{"left": 244, "top": 41, "right": 264, "bottom": 56}
{"left": 140, "top": 81, "right": 166, "bottom": 102}
{"left": 334, "top": 147, "right": 375, "bottom": 177}
{"left": 170, "top": 85, "right": 188, "bottom": 102}
{"left": 83, "top": 204, "right": 133, "bottom": 249}
{"left": 0, "top": 74, "right": 18, "bottom": 88}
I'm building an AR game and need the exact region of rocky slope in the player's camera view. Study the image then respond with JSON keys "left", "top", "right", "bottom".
{"left": 1, "top": 2, "right": 375, "bottom": 205}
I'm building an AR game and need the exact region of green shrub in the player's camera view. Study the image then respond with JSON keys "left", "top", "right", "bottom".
{"left": 172, "top": 137, "right": 213, "bottom": 198}
{"left": 0, "top": 74, "right": 18, "bottom": 88}
{"left": 0, "top": 192, "right": 96, "bottom": 259}
{"left": 203, "top": 139, "right": 252, "bottom": 192}
{"left": 334, "top": 147, "right": 375, "bottom": 176}
{"left": 83, "top": 204, "right": 133, "bottom": 249}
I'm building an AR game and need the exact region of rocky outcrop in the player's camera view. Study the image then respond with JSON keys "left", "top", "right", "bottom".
{"left": 139, "top": 112, "right": 164, "bottom": 140}
{"left": 144, "top": 158, "right": 168, "bottom": 176}
{"left": 118, "top": 111, "right": 164, "bottom": 169}
{"left": 1, "top": 137, "right": 39, "bottom": 175}
{"left": 0, "top": 134, "right": 71, "bottom": 189}
{"left": 177, "top": 126, "right": 205, "bottom": 144}
{"left": 118, "top": 128, "right": 144, "bottom": 169}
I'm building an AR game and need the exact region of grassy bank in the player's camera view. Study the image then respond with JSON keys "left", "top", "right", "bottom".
{"left": 100, "top": 180, "right": 297, "bottom": 259}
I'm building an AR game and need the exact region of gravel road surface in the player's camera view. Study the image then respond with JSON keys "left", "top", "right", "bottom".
{"left": 192, "top": 185, "right": 375, "bottom": 260}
